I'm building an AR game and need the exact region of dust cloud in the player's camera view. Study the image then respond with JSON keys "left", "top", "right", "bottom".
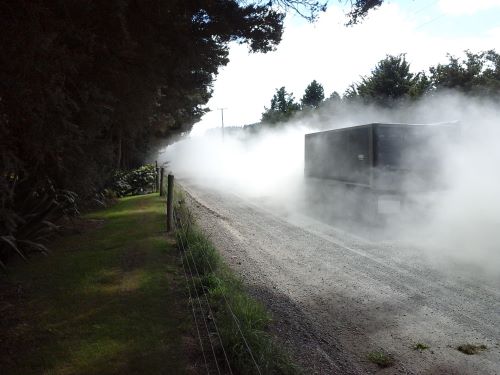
{"left": 159, "top": 91, "right": 500, "bottom": 274}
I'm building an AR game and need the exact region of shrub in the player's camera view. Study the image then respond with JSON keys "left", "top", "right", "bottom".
{"left": 109, "top": 164, "right": 157, "bottom": 197}
{"left": 0, "top": 177, "right": 78, "bottom": 269}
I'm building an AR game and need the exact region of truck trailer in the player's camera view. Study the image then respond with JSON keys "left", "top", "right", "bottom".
{"left": 304, "top": 122, "right": 456, "bottom": 219}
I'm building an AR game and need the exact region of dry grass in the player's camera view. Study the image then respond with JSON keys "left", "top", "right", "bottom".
{"left": 457, "top": 344, "right": 488, "bottom": 355}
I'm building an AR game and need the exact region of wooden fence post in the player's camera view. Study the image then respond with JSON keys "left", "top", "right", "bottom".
{"left": 159, "top": 167, "right": 165, "bottom": 196}
{"left": 166, "top": 174, "right": 174, "bottom": 232}
{"left": 155, "top": 161, "right": 159, "bottom": 192}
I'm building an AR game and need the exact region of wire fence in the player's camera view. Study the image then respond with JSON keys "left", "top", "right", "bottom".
{"left": 173, "top": 204, "right": 263, "bottom": 375}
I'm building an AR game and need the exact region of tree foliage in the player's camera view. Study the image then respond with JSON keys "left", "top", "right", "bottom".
{"left": 353, "top": 54, "right": 429, "bottom": 106}
{"left": 345, "top": 0, "right": 384, "bottom": 25}
{"left": 261, "top": 87, "right": 301, "bottom": 124}
{"left": 0, "top": 0, "right": 296, "bottom": 265}
{"left": 0, "top": 0, "right": 383, "bottom": 266}
{"left": 0, "top": 1, "right": 285, "bottom": 193}
{"left": 260, "top": 49, "right": 500, "bottom": 128}
{"left": 430, "top": 50, "right": 500, "bottom": 96}
{"left": 301, "top": 80, "right": 325, "bottom": 108}
{"left": 329, "top": 91, "right": 342, "bottom": 101}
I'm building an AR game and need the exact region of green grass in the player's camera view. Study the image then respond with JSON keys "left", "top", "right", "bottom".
{"left": 413, "top": 342, "right": 430, "bottom": 351}
{"left": 175, "top": 196, "right": 301, "bottom": 375}
{"left": 0, "top": 194, "right": 189, "bottom": 375}
{"left": 367, "top": 350, "right": 395, "bottom": 368}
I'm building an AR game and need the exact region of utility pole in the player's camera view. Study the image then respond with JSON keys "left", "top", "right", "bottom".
{"left": 218, "top": 107, "right": 227, "bottom": 141}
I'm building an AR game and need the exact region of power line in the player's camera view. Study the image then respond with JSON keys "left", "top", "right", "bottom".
{"left": 402, "top": 0, "right": 445, "bottom": 31}
{"left": 411, "top": 0, "right": 439, "bottom": 17}
{"left": 414, "top": 13, "right": 445, "bottom": 30}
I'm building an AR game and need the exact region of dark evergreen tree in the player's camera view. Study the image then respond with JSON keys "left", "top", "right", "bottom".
{"left": 301, "top": 80, "right": 325, "bottom": 108}
{"left": 261, "top": 87, "right": 301, "bottom": 124}
{"left": 355, "top": 54, "right": 423, "bottom": 106}
{"left": 430, "top": 50, "right": 500, "bottom": 96}
{"left": 0, "top": 0, "right": 295, "bottom": 263}
{"left": 0, "top": 0, "right": 393, "bottom": 264}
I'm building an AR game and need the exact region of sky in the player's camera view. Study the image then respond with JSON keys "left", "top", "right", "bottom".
{"left": 191, "top": 0, "right": 500, "bottom": 136}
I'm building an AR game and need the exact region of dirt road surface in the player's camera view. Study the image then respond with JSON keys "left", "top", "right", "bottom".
{"left": 180, "top": 179, "right": 499, "bottom": 375}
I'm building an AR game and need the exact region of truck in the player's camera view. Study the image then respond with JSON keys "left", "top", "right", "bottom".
{"left": 304, "top": 122, "right": 457, "bottom": 220}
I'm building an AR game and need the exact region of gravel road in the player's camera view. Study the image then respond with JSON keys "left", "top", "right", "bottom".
{"left": 180, "top": 178, "right": 500, "bottom": 375}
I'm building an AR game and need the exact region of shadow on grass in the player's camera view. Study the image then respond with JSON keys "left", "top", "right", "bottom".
{"left": 0, "top": 194, "right": 190, "bottom": 375}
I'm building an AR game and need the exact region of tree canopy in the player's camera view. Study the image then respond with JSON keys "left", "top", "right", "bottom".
{"left": 0, "top": 0, "right": 318, "bottom": 264}
{"left": 351, "top": 54, "right": 430, "bottom": 106}
{"left": 1, "top": 0, "right": 286, "bottom": 195}
{"left": 0, "top": 0, "right": 387, "bottom": 265}
{"left": 301, "top": 80, "right": 325, "bottom": 108}
{"left": 430, "top": 50, "right": 500, "bottom": 96}
{"left": 261, "top": 87, "right": 301, "bottom": 124}
{"left": 260, "top": 49, "right": 500, "bottom": 128}
{"left": 345, "top": 0, "right": 383, "bottom": 25}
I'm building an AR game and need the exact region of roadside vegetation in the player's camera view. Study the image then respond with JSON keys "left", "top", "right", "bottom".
{"left": 367, "top": 350, "right": 395, "bottom": 368}
{"left": 413, "top": 342, "right": 430, "bottom": 351}
{"left": 0, "top": 164, "right": 157, "bottom": 270}
{"left": 174, "top": 192, "right": 301, "bottom": 375}
{"left": 0, "top": 194, "right": 190, "bottom": 374}
{"left": 457, "top": 344, "right": 488, "bottom": 355}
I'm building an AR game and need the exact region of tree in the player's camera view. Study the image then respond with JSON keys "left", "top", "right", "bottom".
{"left": 345, "top": 0, "right": 384, "bottom": 25}
{"left": 430, "top": 51, "right": 484, "bottom": 92}
{"left": 355, "top": 54, "right": 424, "bottom": 106}
{"left": 329, "top": 91, "right": 342, "bottom": 101}
{"left": 481, "top": 50, "right": 500, "bottom": 95}
{"left": 301, "top": 80, "right": 325, "bottom": 108}
{"left": 0, "top": 0, "right": 385, "bottom": 264}
{"left": 261, "top": 87, "right": 301, "bottom": 124}
{"left": 264, "top": 0, "right": 327, "bottom": 21}
{"left": 0, "top": 0, "right": 292, "bottom": 264}
{"left": 0, "top": 0, "right": 287, "bottom": 189}
{"left": 259, "top": 1, "right": 382, "bottom": 23}
{"left": 409, "top": 72, "right": 433, "bottom": 98}
{"left": 429, "top": 50, "right": 500, "bottom": 96}
{"left": 343, "top": 84, "right": 360, "bottom": 100}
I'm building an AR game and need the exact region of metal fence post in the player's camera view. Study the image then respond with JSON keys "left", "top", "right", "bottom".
{"left": 167, "top": 174, "right": 174, "bottom": 232}
{"left": 159, "top": 167, "right": 165, "bottom": 196}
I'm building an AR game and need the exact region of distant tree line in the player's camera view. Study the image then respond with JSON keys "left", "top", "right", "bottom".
{"left": 261, "top": 51, "right": 500, "bottom": 124}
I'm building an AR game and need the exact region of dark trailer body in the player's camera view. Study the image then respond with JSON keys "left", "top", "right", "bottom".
{"left": 304, "top": 123, "right": 456, "bottom": 216}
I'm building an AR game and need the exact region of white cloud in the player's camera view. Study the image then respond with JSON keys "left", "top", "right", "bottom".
{"left": 438, "top": 0, "right": 500, "bottom": 16}
{"left": 191, "top": 3, "right": 500, "bottom": 136}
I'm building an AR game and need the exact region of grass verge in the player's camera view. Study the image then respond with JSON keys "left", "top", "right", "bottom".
{"left": 175, "top": 193, "right": 301, "bottom": 375}
{"left": 0, "top": 194, "right": 190, "bottom": 375}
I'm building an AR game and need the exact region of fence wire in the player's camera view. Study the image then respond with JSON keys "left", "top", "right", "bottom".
{"left": 175, "top": 214, "right": 234, "bottom": 375}
{"left": 175, "top": 217, "right": 211, "bottom": 374}
{"left": 174, "top": 206, "right": 236, "bottom": 375}
{"left": 174, "top": 205, "right": 263, "bottom": 375}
